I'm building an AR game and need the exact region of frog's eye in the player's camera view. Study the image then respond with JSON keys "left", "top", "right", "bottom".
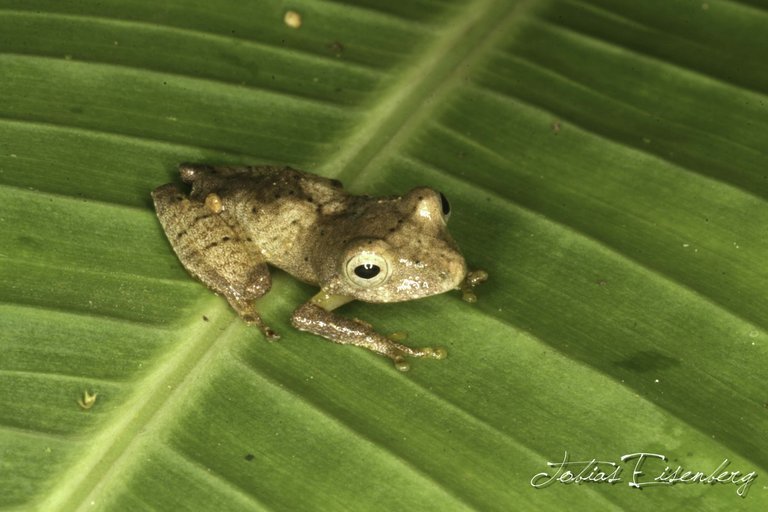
{"left": 345, "top": 252, "right": 390, "bottom": 288}
{"left": 439, "top": 192, "right": 451, "bottom": 220}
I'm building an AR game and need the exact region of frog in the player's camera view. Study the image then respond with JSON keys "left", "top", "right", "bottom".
{"left": 151, "top": 164, "right": 487, "bottom": 371}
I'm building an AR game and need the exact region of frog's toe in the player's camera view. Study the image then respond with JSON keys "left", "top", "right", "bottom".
{"left": 460, "top": 269, "right": 488, "bottom": 302}
{"left": 241, "top": 314, "right": 280, "bottom": 341}
{"left": 178, "top": 163, "right": 211, "bottom": 182}
{"left": 417, "top": 346, "right": 448, "bottom": 360}
{"left": 263, "top": 327, "right": 281, "bottom": 341}
{"left": 431, "top": 347, "right": 448, "bottom": 360}
{"left": 388, "top": 345, "right": 445, "bottom": 370}
{"left": 388, "top": 331, "right": 408, "bottom": 342}
{"left": 393, "top": 356, "right": 411, "bottom": 372}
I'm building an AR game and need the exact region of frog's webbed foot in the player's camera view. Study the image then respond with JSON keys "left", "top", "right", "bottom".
{"left": 240, "top": 310, "right": 280, "bottom": 341}
{"left": 460, "top": 269, "right": 489, "bottom": 303}
{"left": 385, "top": 331, "right": 446, "bottom": 370}
{"left": 291, "top": 302, "right": 446, "bottom": 372}
{"left": 250, "top": 320, "right": 280, "bottom": 341}
{"left": 385, "top": 339, "right": 447, "bottom": 372}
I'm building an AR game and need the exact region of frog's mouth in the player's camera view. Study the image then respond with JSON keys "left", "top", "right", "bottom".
{"left": 360, "top": 255, "right": 467, "bottom": 303}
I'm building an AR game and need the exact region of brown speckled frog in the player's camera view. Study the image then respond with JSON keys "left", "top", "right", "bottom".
{"left": 152, "top": 164, "right": 487, "bottom": 371}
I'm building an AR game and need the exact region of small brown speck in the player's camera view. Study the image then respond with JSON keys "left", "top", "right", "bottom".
{"left": 328, "top": 41, "right": 344, "bottom": 57}
{"left": 203, "top": 315, "right": 209, "bottom": 322}
{"left": 245, "top": 453, "right": 255, "bottom": 461}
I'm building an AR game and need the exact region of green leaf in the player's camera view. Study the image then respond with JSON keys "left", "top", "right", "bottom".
{"left": 1, "top": 0, "right": 766, "bottom": 510}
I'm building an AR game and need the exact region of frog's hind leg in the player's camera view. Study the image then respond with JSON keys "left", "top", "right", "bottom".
{"left": 151, "top": 184, "right": 279, "bottom": 339}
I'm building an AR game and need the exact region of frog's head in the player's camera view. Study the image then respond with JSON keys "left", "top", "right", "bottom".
{"left": 324, "top": 187, "right": 468, "bottom": 303}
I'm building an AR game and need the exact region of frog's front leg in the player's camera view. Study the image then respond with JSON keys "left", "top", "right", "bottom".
{"left": 291, "top": 293, "right": 446, "bottom": 371}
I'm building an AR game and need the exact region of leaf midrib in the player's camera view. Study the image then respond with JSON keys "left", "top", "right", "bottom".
{"left": 35, "top": 1, "right": 534, "bottom": 510}
{"left": 35, "top": 297, "right": 231, "bottom": 511}
{"left": 328, "top": 0, "right": 535, "bottom": 185}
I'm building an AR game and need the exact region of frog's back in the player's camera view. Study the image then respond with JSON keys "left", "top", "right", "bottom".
{"left": 179, "top": 164, "right": 345, "bottom": 205}
{"left": 174, "top": 164, "right": 354, "bottom": 284}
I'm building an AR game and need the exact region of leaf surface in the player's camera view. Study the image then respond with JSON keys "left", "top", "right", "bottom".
{"left": 1, "top": 0, "right": 766, "bottom": 510}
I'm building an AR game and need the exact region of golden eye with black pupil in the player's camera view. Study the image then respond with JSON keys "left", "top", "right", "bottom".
{"left": 345, "top": 252, "right": 390, "bottom": 288}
